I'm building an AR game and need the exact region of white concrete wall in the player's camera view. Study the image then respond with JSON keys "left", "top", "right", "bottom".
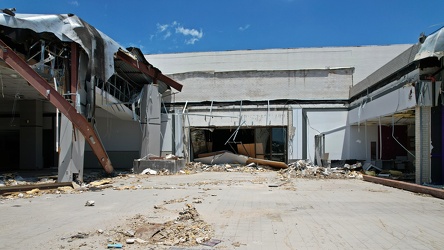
{"left": 171, "top": 69, "right": 353, "bottom": 102}
{"left": 289, "top": 108, "right": 303, "bottom": 160}
{"left": 161, "top": 113, "right": 173, "bottom": 154}
{"left": 146, "top": 44, "right": 411, "bottom": 85}
{"left": 305, "top": 110, "right": 348, "bottom": 161}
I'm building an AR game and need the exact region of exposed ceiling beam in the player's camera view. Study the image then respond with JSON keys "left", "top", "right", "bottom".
{"left": 115, "top": 50, "right": 183, "bottom": 92}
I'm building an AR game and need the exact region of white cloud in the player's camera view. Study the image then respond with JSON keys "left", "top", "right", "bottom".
{"left": 176, "top": 26, "right": 203, "bottom": 44}
{"left": 157, "top": 23, "right": 169, "bottom": 32}
{"left": 239, "top": 24, "right": 250, "bottom": 31}
{"left": 155, "top": 21, "right": 203, "bottom": 45}
{"left": 69, "top": 1, "right": 79, "bottom": 6}
{"left": 163, "top": 31, "right": 172, "bottom": 39}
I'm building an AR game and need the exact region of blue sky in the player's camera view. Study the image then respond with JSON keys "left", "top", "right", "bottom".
{"left": 2, "top": 0, "right": 444, "bottom": 54}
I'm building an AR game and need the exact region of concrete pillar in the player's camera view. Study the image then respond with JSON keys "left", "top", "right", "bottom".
{"left": 58, "top": 114, "right": 85, "bottom": 182}
{"left": 19, "top": 100, "right": 43, "bottom": 169}
{"left": 415, "top": 106, "right": 431, "bottom": 184}
{"left": 140, "top": 84, "right": 161, "bottom": 158}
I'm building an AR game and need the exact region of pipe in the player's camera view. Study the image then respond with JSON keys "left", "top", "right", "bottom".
{"left": 54, "top": 78, "right": 59, "bottom": 153}
{"left": 391, "top": 115, "right": 416, "bottom": 159}
{"left": 379, "top": 116, "right": 382, "bottom": 159}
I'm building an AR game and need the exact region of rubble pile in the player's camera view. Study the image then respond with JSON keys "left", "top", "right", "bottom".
{"left": 0, "top": 173, "right": 55, "bottom": 187}
{"left": 109, "top": 204, "right": 213, "bottom": 247}
{"left": 279, "top": 160, "right": 363, "bottom": 179}
{"left": 182, "top": 162, "right": 272, "bottom": 174}
{"left": 150, "top": 204, "right": 213, "bottom": 245}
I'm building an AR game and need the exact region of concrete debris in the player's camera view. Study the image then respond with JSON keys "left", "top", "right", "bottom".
{"left": 200, "top": 238, "right": 222, "bottom": 247}
{"left": 141, "top": 168, "right": 158, "bottom": 175}
{"left": 134, "top": 238, "right": 148, "bottom": 243}
{"left": 0, "top": 173, "right": 56, "bottom": 187}
{"left": 182, "top": 162, "right": 272, "bottom": 174}
{"left": 105, "top": 204, "right": 214, "bottom": 247}
{"left": 124, "top": 230, "right": 136, "bottom": 237}
{"left": 279, "top": 160, "right": 364, "bottom": 179}
{"left": 71, "top": 232, "right": 89, "bottom": 239}
{"left": 149, "top": 204, "right": 213, "bottom": 246}
{"left": 192, "top": 198, "right": 203, "bottom": 204}
{"left": 85, "top": 200, "right": 95, "bottom": 206}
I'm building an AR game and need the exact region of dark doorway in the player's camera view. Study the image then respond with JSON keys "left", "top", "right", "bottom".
{"left": 0, "top": 130, "right": 20, "bottom": 171}
{"left": 431, "top": 105, "right": 443, "bottom": 184}
{"left": 190, "top": 127, "right": 287, "bottom": 162}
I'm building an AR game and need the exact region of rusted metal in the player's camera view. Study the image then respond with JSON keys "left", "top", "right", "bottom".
{"left": 363, "top": 175, "right": 444, "bottom": 200}
{"left": 0, "top": 39, "right": 113, "bottom": 173}
{"left": 0, "top": 182, "right": 73, "bottom": 195}
{"left": 115, "top": 50, "right": 183, "bottom": 91}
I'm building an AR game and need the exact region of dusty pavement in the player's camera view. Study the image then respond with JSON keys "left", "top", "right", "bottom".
{"left": 1, "top": 171, "right": 444, "bottom": 250}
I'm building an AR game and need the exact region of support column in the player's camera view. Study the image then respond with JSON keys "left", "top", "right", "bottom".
{"left": 58, "top": 114, "right": 85, "bottom": 182}
{"left": 19, "top": 100, "right": 43, "bottom": 169}
{"left": 140, "top": 84, "right": 161, "bottom": 158}
{"left": 415, "top": 106, "right": 431, "bottom": 184}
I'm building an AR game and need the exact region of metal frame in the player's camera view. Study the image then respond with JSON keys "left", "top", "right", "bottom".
{"left": 115, "top": 50, "right": 183, "bottom": 91}
{"left": 0, "top": 39, "right": 113, "bottom": 173}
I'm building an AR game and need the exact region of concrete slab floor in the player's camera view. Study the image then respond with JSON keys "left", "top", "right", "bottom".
{"left": 1, "top": 171, "right": 444, "bottom": 250}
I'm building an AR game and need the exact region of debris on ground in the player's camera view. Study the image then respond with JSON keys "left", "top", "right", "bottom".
{"left": 0, "top": 173, "right": 56, "bottom": 187}
{"left": 148, "top": 204, "right": 213, "bottom": 246}
{"left": 182, "top": 162, "right": 273, "bottom": 174}
{"left": 83, "top": 203, "right": 215, "bottom": 247}
{"left": 279, "top": 160, "right": 364, "bottom": 179}
{"left": 141, "top": 168, "right": 158, "bottom": 175}
{"left": 85, "top": 200, "right": 95, "bottom": 206}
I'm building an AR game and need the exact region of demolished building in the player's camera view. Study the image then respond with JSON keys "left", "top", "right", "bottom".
{"left": 148, "top": 29, "right": 444, "bottom": 185}
{"left": 0, "top": 13, "right": 182, "bottom": 181}
{"left": 1, "top": 11, "right": 444, "bottom": 187}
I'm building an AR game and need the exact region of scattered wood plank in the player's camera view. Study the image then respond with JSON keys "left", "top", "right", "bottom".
{"left": 0, "top": 182, "right": 72, "bottom": 195}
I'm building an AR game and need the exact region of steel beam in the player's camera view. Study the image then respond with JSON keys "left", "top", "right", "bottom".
{"left": 0, "top": 39, "right": 113, "bottom": 173}
{"left": 115, "top": 50, "right": 183, "bottom": 91}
